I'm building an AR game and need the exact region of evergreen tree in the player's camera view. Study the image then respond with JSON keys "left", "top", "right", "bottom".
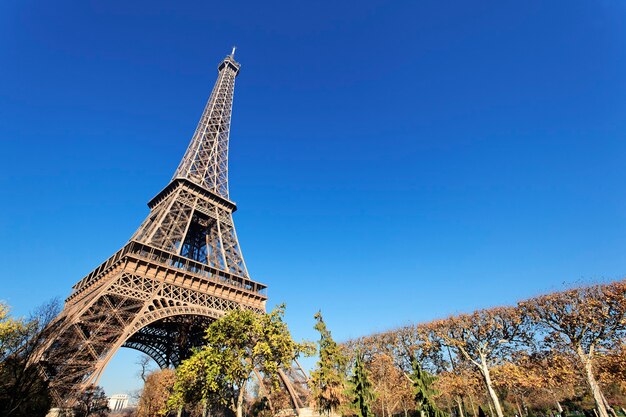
{"left": 310, "top": 311, "right": 348, "bottom": 416}
{"left": 350, "top": 353, "right": 374, "bottom": 417}
{"left": 411, "top": 357, "right": 447, "bottom": 417}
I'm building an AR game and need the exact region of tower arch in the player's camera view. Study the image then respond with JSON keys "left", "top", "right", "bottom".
{"left": 37, "top": 52, "right": 271, "bottom": 408}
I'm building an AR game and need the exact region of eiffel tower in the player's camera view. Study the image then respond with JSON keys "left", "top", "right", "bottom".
{"left": 38, "top": 51, "right": 288, "bottom": 408}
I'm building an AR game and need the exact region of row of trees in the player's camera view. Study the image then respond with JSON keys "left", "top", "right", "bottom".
{"left": 141, "top": 306, "right": 455, "bottom": 417}
{"left": 134, "top": 280, "right": 625, "bottom": 417}
{"left": 5, "top": 278, "right": 622, "bottom": 417}
{"left": 336, "top": 280, "right": 626, "bottom": 417}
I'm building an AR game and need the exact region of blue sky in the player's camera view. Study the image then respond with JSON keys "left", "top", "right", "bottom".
{"left": 1, "top": 0, "right": 626, "bottom": 397}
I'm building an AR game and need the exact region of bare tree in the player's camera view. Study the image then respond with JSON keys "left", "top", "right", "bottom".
{"left": 137, "top": 354, "right": 154, "bottom": 383}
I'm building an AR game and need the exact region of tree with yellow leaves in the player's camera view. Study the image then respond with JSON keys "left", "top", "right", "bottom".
{"left": 137, "top": 368, "right": 176, "bottom": 417}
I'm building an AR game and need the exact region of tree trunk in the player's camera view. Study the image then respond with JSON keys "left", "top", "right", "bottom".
{"left": 487, "top": 397, "right": 495, "bottom": 417}
{"left": 236, "top": 401, "right": 243, "bottom": 417}
{"left": 236, "top": 384, "right": 246, "bottom": 417}
{"left": 578, "top": 348, "right": 609, "bottom": 417}
{"left": 456, "top": 397, "right": 465, "bottom": 417}
{"left": 469, "top": 395, "right": 477, "bottom": 417}
{"left": 516, "top": 401, "right": 523, "bottom": 417}
{"left": 556, "top": 401, "right": 563, "bottom": 417}
{"left": 479, "top": 363, "right": 504, "bottom": 417}
{"left": 600, "top": 390, "right": 618, "bottom": 417}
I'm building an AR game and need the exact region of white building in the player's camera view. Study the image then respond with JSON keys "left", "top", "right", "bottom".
{"left": 108, "top": 394, "right": 129, "bottom": 412}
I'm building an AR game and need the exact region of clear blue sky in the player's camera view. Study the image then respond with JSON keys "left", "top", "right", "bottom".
{"left": 1, "top": 0, "right": 626, "bottom": 397}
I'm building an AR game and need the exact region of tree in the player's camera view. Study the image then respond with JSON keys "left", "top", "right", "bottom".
{"left": 0, "top": 302, "right": 28, "bottom": 360}
{"left": 0, "top": 299, "right": 60, "bottom": 417}
{"left": 425, "top": 306, "right": 530, "bottom": 417}
{"left": 169, "top": 305, "right": 308, "bottom": 417}
{"left": 310, "top": 311, "right": 348, "bottom": 416}
{"left": 137, "top": 354, "right": 155, "bottom": 383}
{"left": 349, "top": 353, "right": 375, "bottom": 417}
{"left": 137, "top": 368, "right": 176, "bottom": 417}
{"left": 368, "top": 353, "right": 411, "bottom": 417}
{"left": 597, "top": 343, "right": 626, "bottom": 396}
{"left": 412, "top": 357, "right": 447, "bottom": 417}
{"left": 433, "top": 367, "right": 481, "bottom": 417}
{"left": 72, "top": 385, "right": 109, "bottom": 417}
{"left": 519, "top": 280, "right": 626, "bottom": 417}
{"left": 491, "top": 357, "right": 543, "bottom": 417}
{"left": 521, "top": 350, "right": 578, "bottom": 415}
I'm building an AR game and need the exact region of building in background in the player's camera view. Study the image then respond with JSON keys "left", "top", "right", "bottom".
{"left": 108, "top": 394, "right": 129, "bottom": 413}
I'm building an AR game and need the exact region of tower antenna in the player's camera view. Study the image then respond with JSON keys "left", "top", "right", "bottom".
{"left": 231, "top": 46, "right": 237, "bottom": 57}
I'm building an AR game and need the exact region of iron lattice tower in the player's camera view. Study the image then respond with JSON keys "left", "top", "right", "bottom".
{"left": 38, "top": 52, "right": 283, "bottom": 407}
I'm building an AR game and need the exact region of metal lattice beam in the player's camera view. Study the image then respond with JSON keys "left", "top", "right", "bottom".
{"left": 36, "top": 52, "right": 268, "bottom": 406}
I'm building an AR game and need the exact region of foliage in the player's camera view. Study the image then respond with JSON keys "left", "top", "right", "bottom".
{"left": 349, "top": 353, "right": 375, "bottom": 417}
{"left": 412, "top": 357, "right": 447, "bottom": 417}
{"left": 340, "top": 279, "right": 626, "bottom": 417}
{"left": 366, "top": 352, "right": 412, "bottom": 417}
{"left": 0, "top": 302, "right": 28, "bottom": 361}
{"left": 425, "top": 306, "right": 530, "bottom": 417}
{"left": 72, "top": 385, "right": 109, "bottom": 417}
{"left": 520, "top": 280, "right": 626, "bottom": 417}
{"left": 169, "top": 305, "right": 307, "bottom": 417}
{"left": 310, "top": 311, "right": 348, "bottom": 416}
{"left": 0, "top": 299, "right": 60, "bottom": 417}
{"left": 137, "top": 368, "right": 176, "bottom": 417}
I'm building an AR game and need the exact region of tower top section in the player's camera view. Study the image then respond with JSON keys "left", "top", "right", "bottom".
{"left": 172, "top": 52, "right": 240, "bottom": 199}
{"left": 218, "top": 52, "right": 240, "bottom": 76}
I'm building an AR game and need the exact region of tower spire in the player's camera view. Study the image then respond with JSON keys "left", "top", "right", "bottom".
{"left": 173, "top": 54, "right": 241, "bottom": 199}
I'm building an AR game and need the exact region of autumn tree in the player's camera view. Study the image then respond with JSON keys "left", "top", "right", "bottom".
{"left": 310, "top": 311, "right": 348, "bottom": 416}
{"left": 349, "top": 353, "right": 375, "bottom": 417}
{"left": 137, "top": 368, "right": 176, "bottom": 417}
{"left": 437, "top": 369, "right": 490, "bottom": 417}
{"left": 169, "top": 305, "right": 308, "bottom": 417}
{"left": 0, "top": 299, "right": 60, "bottom": 417}
{"left": 367, "top": 353, "right": 412, "bottom": 417}
{"left": 426, "top": 306, "right": 530, "bottom": 417}
{"left": 491, "top": 356, "right": 543, "bottom": 417}
{"left": 527, "top": 350, "right": 579, "bottom": 414}
{"left": 597, "top": 343, "right": 626, "bottom": 397}
{"left": 519, "top": 280, "right": 626, "bottom": 417}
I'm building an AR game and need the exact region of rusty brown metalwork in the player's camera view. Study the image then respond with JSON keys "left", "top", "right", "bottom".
{"left": 35, "top": 52, "right": 306, "bottom": 410}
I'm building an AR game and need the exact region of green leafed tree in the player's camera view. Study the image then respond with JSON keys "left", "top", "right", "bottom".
{"left": 411, "top": 358, "right": 447, "bottom": 417}
{"left": 350, "top": 353, "right": 375, "bottom": 417}
{"left": 310, "top": 311, "right": 348, "bottom": 416}
{"left": 169, "top": 305, "right": 307, "bottom": 417}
